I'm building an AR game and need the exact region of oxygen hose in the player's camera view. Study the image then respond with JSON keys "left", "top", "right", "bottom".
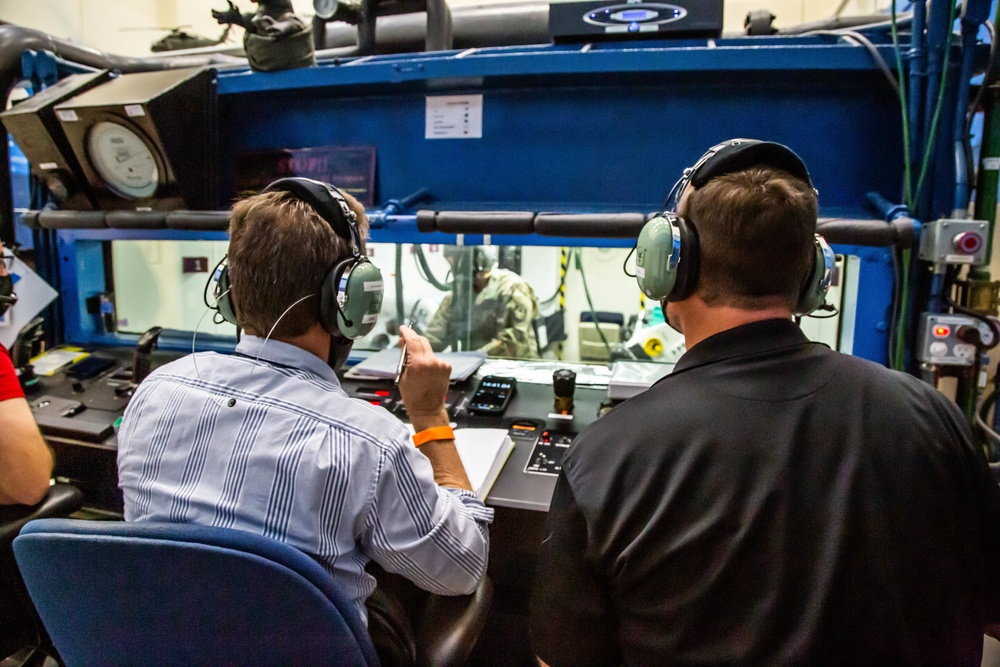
{"left": 574, "top": 248, "right": 613, "bottom": 359}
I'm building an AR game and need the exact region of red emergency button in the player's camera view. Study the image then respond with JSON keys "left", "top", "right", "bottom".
{"left": 953, "top": 232, "right": 983, "bottom": 255}
{"left": 933, "top": 325, "right": 951, "bottom": 338}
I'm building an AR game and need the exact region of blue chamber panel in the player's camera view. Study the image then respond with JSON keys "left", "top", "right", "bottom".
{"left": 50, "top": 40, "right": 910, "bottom": 363}
{"left": 8, "top": 137, "right": 33, "bottom": 249}
{"left": 219, "top": 68, "right": 904, "bottom": 214}
{"left": 834, "top": 244, "right": 894, "bottom": 365}
{"left": 58, "top": 238, "right": 109, "bottom": 344}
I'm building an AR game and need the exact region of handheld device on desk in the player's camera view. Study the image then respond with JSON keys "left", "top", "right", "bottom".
{"left": 65, "top": 356, "right": 117, "bottom": 380}
{"left": 468, "top": 376, "right": 516, "bottom": 415}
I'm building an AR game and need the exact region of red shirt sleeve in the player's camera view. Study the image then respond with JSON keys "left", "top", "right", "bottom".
{"left": 0, "top": 343, "right": 24, "bottom": 401}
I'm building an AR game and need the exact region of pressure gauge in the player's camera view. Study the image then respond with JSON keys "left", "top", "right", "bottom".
{"left": 86, "top": 121, "right": 159, "bottom": 199}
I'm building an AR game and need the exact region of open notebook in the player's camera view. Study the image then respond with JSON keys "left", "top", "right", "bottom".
{"left": 408, "top": 426, "right": 514, "bottom": 501}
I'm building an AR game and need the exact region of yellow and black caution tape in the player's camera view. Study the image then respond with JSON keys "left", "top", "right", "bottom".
{"left": 558, "top": 247, "right": 568, "bottom": 360}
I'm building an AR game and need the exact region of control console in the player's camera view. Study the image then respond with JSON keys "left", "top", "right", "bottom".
{"left": 916, "top": 313, "right": 996, "bottom": 366}
{"left": 524, "top": 428, "right": 576, "bottom": 476}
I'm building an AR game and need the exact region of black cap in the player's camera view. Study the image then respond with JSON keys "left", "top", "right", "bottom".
{"left": 688, "top": 139, "right": 813, "bottom": 189}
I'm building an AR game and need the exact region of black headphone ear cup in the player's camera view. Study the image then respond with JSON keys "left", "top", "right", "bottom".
{"left": 320, "top": 257, "right": 385, "bottom": 339}
{"left": 214, "top": 263, "right": 239, "bottom": 325}
{"left": 795, "top": 236, "right": 834, "bottom": 315}
{"left": 667, "top": 216, "right": 700, "bottom": 303}
{"left": 320, "top": 256, "right": 352, "bottom": 336}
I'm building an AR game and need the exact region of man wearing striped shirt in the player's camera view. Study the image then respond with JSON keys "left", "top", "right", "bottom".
{"left": 117, "top": 183, "right": 492, "bottom": 634}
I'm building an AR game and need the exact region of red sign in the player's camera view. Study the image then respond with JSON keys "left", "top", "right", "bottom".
{"left": 235, "top": 146, "right": 377, "bottom": 207}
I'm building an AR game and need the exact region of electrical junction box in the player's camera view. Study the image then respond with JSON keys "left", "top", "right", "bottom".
{"left": 919, "top": 219, "right": 989, "bottom": 265}
{"left": 916, "top": 313, "right": 992, "bottom": 366}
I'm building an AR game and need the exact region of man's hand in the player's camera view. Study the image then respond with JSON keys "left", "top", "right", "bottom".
{"left": 396, "top": 326, "right": 472, "bottom": 491}
{"left": 397, "top": 325, "right": 451, "bottom": 422}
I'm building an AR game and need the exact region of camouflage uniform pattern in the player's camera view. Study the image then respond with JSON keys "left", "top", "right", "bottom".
{"left": 425, "top": 268, "right": 540, "bottom": 359}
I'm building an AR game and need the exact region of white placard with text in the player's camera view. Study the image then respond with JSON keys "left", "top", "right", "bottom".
{"left": 425, "top": 95, "right": 483, "bottom": 139}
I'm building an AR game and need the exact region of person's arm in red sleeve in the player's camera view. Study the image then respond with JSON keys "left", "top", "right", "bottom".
{"left": 0, "top": 344, "right": 52, "bottom": 505}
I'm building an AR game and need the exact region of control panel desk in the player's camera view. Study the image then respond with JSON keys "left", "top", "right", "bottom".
{"left": 28, "top": 348, "right": 614, "bottom": 662}
{"left": 28, "top": 349, "right": 611, "bottom": 517}
{"left": 341, "top": 375, "right": 609, "bottom": 513}
{"left": 21, "top": 346, "right": 152, "bottom": 514}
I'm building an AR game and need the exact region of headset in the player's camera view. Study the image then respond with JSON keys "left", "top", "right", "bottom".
{"left": 208, "top": 177, "right": 384, "bottom": 340}
{"left": 634, "top": 138, "right": 835, "bottom": 316}
{"left": 443, "top": 245, "right": 499, "bottom": 273}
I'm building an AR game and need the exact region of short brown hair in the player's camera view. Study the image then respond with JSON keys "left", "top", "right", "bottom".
{"left": 226, "top": 189, "right": 368, "bottom": 338}
{"left": 681, "top": 166, "right": 817, "bottom": 310}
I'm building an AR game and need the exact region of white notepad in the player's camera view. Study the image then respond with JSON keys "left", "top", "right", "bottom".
{"left": 453, "top": 428, "right": 515, "bottom": 501}
{"left": 407, "top": 425, "right": 515, "bottom": 501}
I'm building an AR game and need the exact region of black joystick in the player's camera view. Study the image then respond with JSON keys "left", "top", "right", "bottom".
{"left": 116, "top": 326, "right": 164, "bottom": 399}
{"left": 553, "top": 369, "right": 576, "bottom": 416}
{"left": 132, "top": 326, "right": 164, "bottom": 385}
{"left": 12, "top": 316, "right": 44, "bottom": 390}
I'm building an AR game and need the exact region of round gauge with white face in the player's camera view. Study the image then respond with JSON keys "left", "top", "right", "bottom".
{"left": 86, "top": 120, "right": 159, "bottom": 199}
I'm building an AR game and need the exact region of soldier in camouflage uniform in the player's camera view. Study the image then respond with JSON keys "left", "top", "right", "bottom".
{"left": 424, "top": 247, "right": 540, "bottom": 359}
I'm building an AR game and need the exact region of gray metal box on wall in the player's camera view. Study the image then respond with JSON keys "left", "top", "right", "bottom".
{"left": 918, "top": 219, "right": 989, "bottom": 265}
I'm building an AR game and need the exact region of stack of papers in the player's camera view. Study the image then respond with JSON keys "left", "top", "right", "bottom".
{"left": 30, "top": 348, "right": 90, "bottom": 376}
{"left": 608, "top": 360, "right": 674, "bottom": 401}
{"left": 346, "top": 349, "right": 487, "bottom": 383}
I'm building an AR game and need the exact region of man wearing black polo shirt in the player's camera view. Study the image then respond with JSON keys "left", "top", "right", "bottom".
{"left": 530, "top": 140, "right": 1000, "bottom": 665}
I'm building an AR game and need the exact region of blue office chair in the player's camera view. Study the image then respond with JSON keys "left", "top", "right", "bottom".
{"left": 13, "top": 519, "right": 381, "bottom": 666}
{"left": 0, "top": 484, "right": 83, "bottom": 667}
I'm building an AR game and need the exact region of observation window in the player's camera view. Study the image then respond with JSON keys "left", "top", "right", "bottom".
{"left": 110, "top": 240, "right": 853, "bottom": 364}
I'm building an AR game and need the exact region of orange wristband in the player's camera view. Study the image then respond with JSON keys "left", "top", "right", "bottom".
{"left": 412, "top": 425, "right": 455, "bottom": 447}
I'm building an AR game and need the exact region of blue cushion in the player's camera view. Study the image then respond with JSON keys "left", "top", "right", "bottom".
{"left": 14, "top": 519, "right": 379, "bottom": 666}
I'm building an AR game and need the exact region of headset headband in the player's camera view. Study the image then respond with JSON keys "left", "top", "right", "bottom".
{"left": 261, "top": 177, "right": 361, "bottom": 254}
{"left": 665, "top": 139, "right": 815, "bottom": 210}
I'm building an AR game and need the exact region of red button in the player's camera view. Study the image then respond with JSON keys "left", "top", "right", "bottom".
{"left": 953, "top": 232, "right": 983, "bottom": 254}
{"left": 934, "top": 326, "right": 950, "bottom": 337}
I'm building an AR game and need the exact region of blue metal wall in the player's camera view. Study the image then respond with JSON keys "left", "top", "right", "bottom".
{"left": 26, "top": 36, "right": 922, "bottom": 362}
{"left": 217, "top": 40, "right": 905, "bottom": 215}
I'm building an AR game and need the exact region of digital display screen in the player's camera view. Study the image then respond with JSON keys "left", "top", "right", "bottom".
{"left": 619, "top": 9, "right": 654, "bottom": 19}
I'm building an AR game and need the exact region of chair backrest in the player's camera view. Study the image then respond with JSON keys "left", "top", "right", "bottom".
{"left": 0, "top": 484, "right": 83, "bottom": 661}
{"left": 13, "top": 519, "right": 379, "bottom": 667}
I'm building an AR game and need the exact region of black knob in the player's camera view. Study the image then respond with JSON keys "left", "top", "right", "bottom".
{"left": 955, "top": 324, "right": 982, "bottom": 346}
{"left": 553, "top": 369, "right": 576, "bottom": 415}
{"left": 553, "top": 369, "right": 576, "bottom": 398}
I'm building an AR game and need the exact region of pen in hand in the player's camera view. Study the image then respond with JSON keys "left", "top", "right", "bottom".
{"left": 394, "top": 341, "right": 407, "bottom": 385}
{"left": 394, "top": 319, "right": 415, "bottom": 385}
